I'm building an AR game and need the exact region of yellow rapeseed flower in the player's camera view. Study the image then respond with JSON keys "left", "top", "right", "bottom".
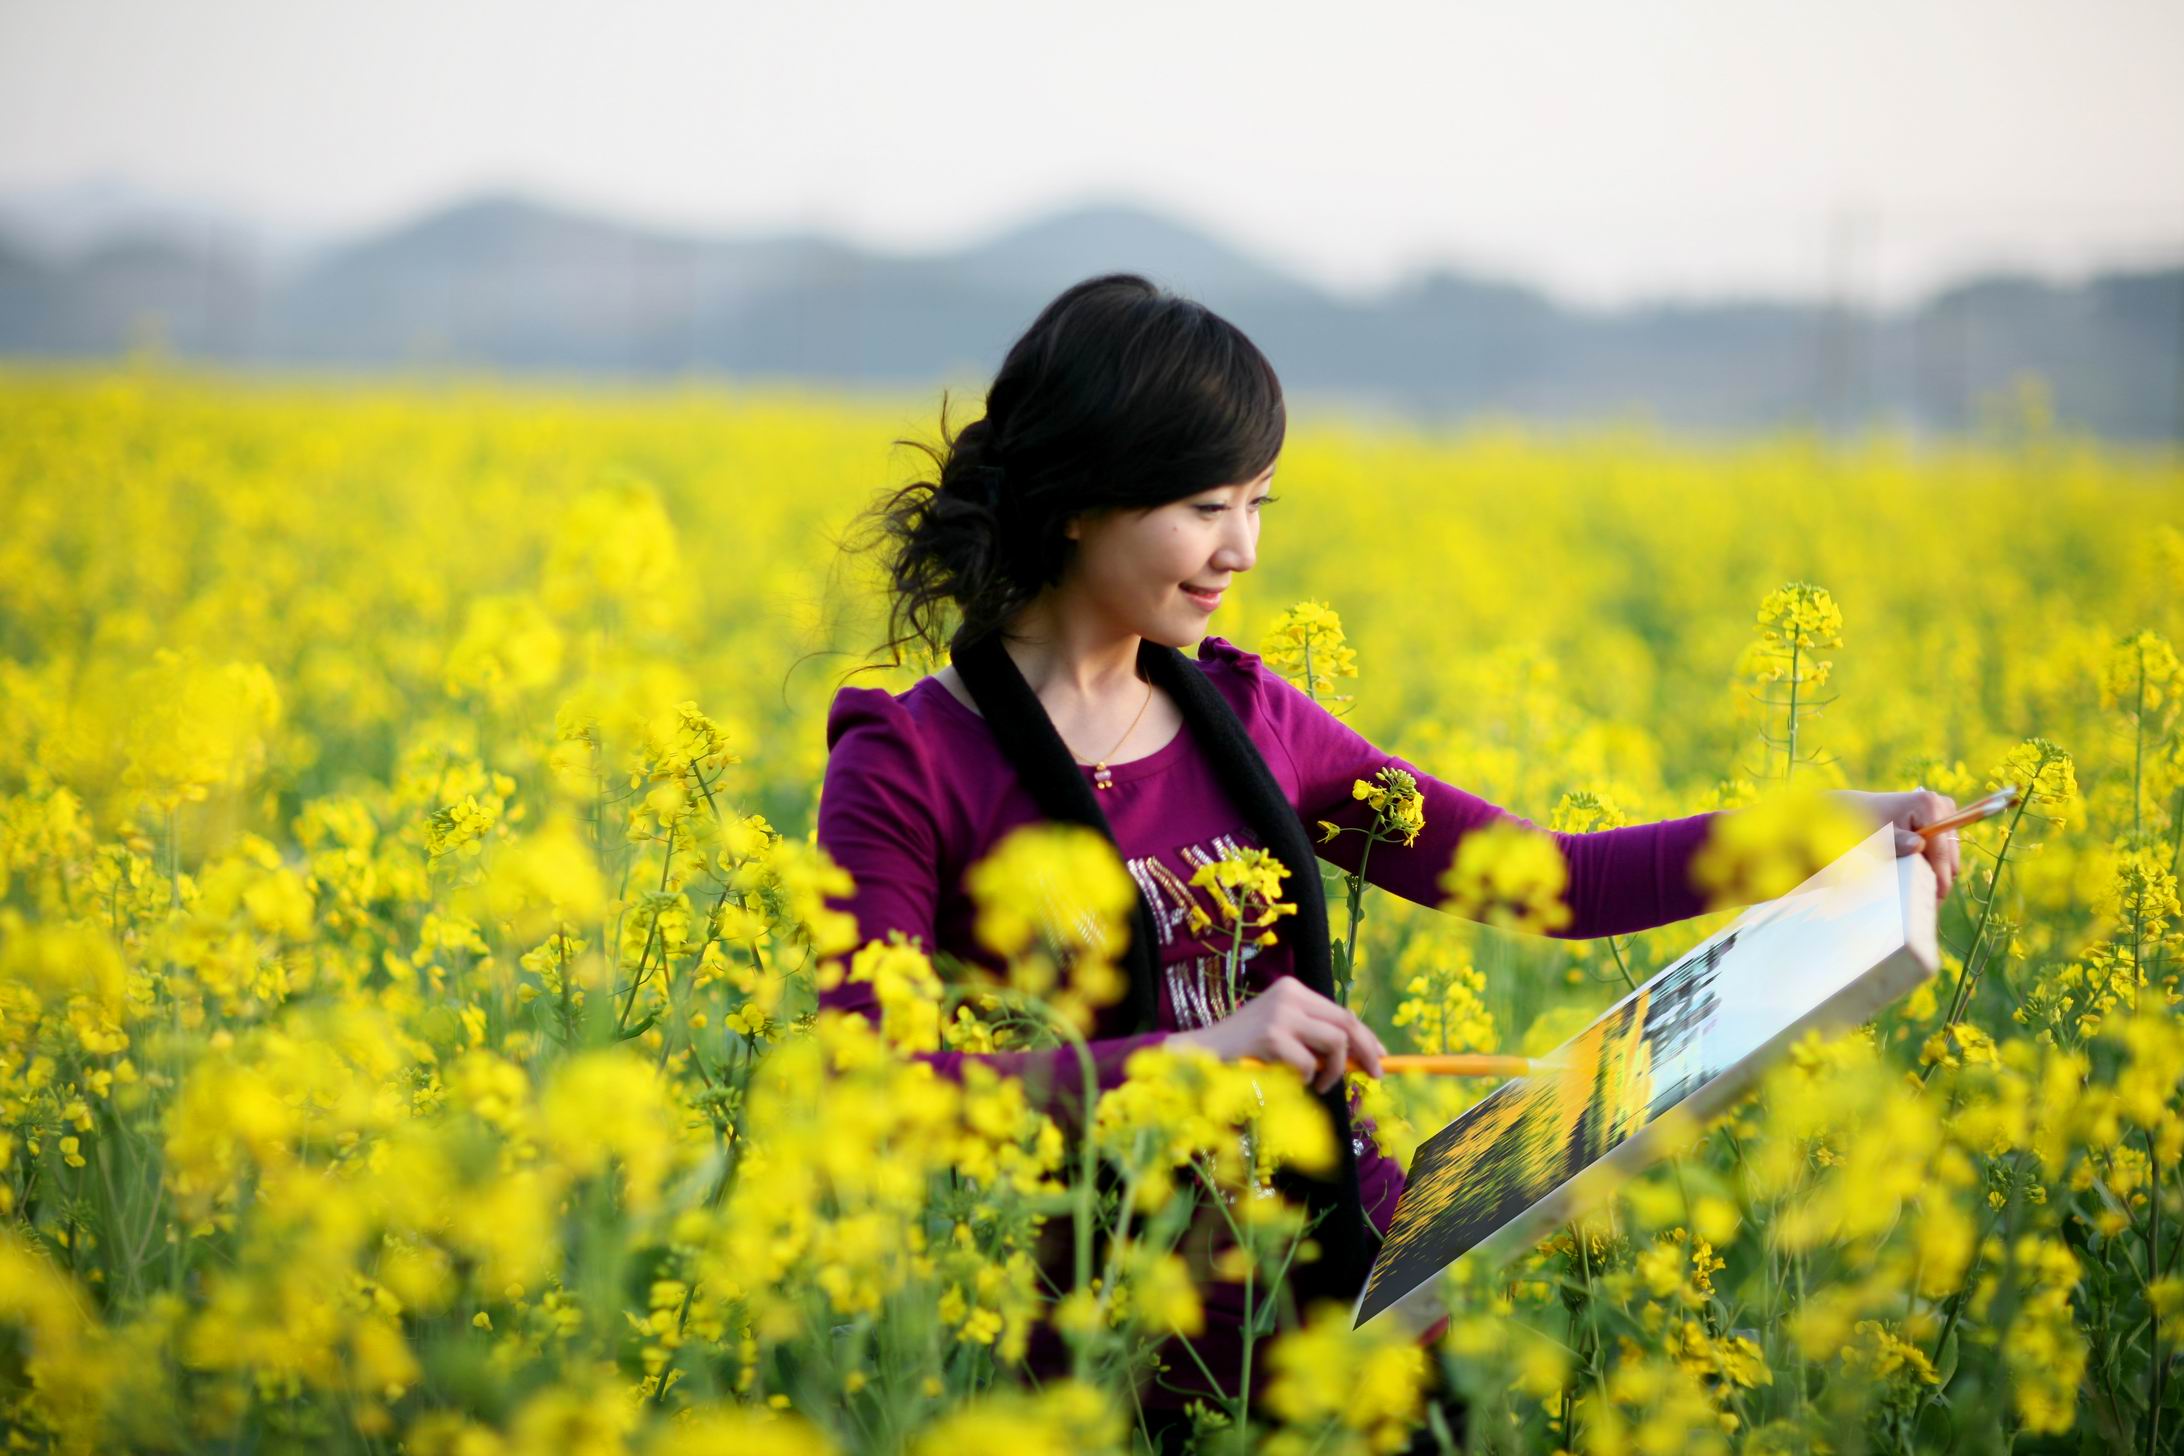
{"left": 2098, "top": 629, "right": 2183, "bottom": 727}
{"left": 1350, "top": 766, "right": 1425, "bottom": 847}
{"left": 539, "top": 1049, "right": 680, "bottom": 1213}
{"left": 1437, "top": 820, "right": 1572, "bottom": 934}
{"left": 1990, "top": 736, "right": 2078, "bottom": 839}
{"left": 1186, "top": 845, "right": 1298, "bottom": 947}
{"left": 1094, "top": 1042, "right": 1334, "bottom": 1200}
{"left": 964, "top": 822, "right": 1136, "bottom": 1031}
{"left": 1262, "top": 599, "right": 1359, "bottom": 708}
{"left": 115, "top": 648, "right": 284, "bottom": 813}
{"left": 1754, "top": 581, "right": 1844, "bottom": 672}
{"left": 1389, "top": 936, "right": 1496, "bottom": 1058}
{"left": 1687, "top": 779, "right": 1871, "bottom": 911}
{"left": 468, "top": 810, "right": 606, "bottom": 943}
{"left": 906, "top": 1380, "right": 1127, "bottom": 1456}
{"left": 1262, "top": 1299, "right": 1430, "bottom": 1454}
{"left": 1115, "top": 1249, "right": 1203, "bottom": 1338}
{"left": 842, "top": 934, "right": 946, "bottom": 1054}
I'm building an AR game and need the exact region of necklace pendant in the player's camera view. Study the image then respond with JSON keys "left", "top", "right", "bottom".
{"left": 1092, "top": 762, "right": 1114, "bottom": 791}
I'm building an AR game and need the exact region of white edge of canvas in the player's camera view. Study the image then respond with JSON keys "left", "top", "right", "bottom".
{"left": 1353, "top": 827, "right": 1940, "bottom": 1335}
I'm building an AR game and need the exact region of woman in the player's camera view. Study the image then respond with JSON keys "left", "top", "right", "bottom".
{"left": 815, "top": 272, "right": 1961, "bottom": 1450}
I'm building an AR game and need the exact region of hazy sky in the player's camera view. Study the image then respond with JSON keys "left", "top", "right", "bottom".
{"left": 4, "top": 0, "right": 2179, "bottom": 309}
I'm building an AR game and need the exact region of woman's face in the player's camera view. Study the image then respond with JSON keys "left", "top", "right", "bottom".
{"left": 1059, "top": 463, "right": 1276, "bottom": 648}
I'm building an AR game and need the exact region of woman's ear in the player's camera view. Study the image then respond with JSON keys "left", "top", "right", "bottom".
{"left": 1062, "top": 503, "right": 1111, "bottom": 543}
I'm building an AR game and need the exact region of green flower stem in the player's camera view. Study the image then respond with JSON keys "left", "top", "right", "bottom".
{"left": 616, "top": 820, "right": 677, "bottom": 1033}
{"left": 1236, "top": 1248, "right": 1255, "bottom": 1455}
{"left": 648, "top": 1279, "right": 698, "bottom": 1409}
{"left": 1058, "top": 1018, "right": 1102, "bottom": 1382}
{"left": 1182, "top": 1152, "right": 1312, "bottom": 1445}
{"left": 1342, "top": 832, "right": 1378, "bottom": 1005}
{"left": 1324, "top": 816, "right": 1402, "bottom": 1009}
{"left": 2147, "top": 1122, "right": 2164, "bottom": 1456}
{"left": 1929, "top": 784, "right": 2036, "bottom": 1055}
{"left": 1909, "top": 1157, "right": 2018, "bottom": 1432}
{"left": 1239, "top": 1207, "right": 1310, "bottom": 1454}
{"left": 1791, "top": 1245, "right": 1809, "bottom": 1417}
{"left": 1224, "top": 913, "right": 1247, "bottom": 1016}
{"left": 1173, "top": 1162, "right": 1254, "bottom": 1432}
{"left": 2167, "top": 783, "right": 2183, "bottom": 884}
{"left": 164, "top": 803, "right": 181, "bottom": 908}
{"left": 1604, "top": 934, "right": 1639, "bottom": 993}
{"left": 1571, "top": 1224, "right": 1609, "bottom": 1416}
{"left": 1158, "top": 1322, "right": 1233, "bottom": 1416}
{"left": 2133, "top": 651, "right": 2146, "bottom": 845}
{"left": 939, "top": 979, "right": 1111, "bottom": 1384}
{"left": 1786, "top": 640, "right": 1801, "bottom": 782}
{"left": 1094, "top": 1166, "right": 1146, "bottom": 1320}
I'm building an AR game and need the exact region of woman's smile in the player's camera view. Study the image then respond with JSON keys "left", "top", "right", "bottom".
{"left": 1181, "top": 583, "right": 1225, "bottom": 611}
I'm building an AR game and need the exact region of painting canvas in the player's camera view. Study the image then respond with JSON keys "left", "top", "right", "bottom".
{"left": 1354, "top": 822, "right": 1941, "bottom": 1331}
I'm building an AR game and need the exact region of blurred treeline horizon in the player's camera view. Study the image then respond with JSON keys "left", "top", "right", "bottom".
{"left": 2, "top": 180, "right": 2180, "bottom": 444}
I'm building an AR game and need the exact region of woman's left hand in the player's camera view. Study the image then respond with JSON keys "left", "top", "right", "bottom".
{"left": 1831, "top": 787, "right": 1961, "bottom": 903}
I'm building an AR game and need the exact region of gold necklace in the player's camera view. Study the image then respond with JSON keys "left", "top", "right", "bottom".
{"left": 1076, "top": 675, "right": 1155, "bottom": 792}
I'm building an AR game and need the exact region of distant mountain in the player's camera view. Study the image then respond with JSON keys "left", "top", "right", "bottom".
{"left": 941, "top": 199, "right": 1316, "bottom": 303}
{"left": 1, "top": 180, "right": 2177, "bottom": 440}
{"left": 0, "top": 173, "right": 329, "bottom": 273}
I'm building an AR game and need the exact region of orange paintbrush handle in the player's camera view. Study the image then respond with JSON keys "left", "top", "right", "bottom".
{"left": 1236, "top": 1053, "right": 1547, "bottom": 1079}
{"left": 1913, "top": 784, "right": 2022, "bottom": 840}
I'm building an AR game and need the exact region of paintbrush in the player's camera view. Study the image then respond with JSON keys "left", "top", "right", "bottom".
{"left": 1237, "top": 1053, "right": 1559, "bottom": 1079}
{"left": 1910, "top": 783, "right": 2022, "bottom": 840}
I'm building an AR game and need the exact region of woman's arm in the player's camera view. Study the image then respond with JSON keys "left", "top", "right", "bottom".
{"left": 1235, "top": 649, "right": 1722, "bottom": 938}
{"left": 816, "top": 685, "right": 1173, "bottom": 1135}
{"left": 1308, "top": 755, "right": 1720, "bottom": 937}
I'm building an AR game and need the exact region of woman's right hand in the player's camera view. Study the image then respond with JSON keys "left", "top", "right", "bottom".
{"left": 1167, "top": 977, "right": 1386, "bottom": 1094}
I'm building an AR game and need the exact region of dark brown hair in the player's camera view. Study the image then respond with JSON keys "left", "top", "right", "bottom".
{"left": 851, "top": 272, "right": 1286, "bottom": 664}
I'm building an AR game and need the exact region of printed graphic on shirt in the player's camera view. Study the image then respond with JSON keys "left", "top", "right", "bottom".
{"left": 1124, "top": 830, "right": 1274, "bottom": 1032}
{"left": 1125, "top": 828, "right": 1378, "bottom": 1163}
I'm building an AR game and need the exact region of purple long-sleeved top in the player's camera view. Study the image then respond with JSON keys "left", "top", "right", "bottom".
{"left": 814, "top": 633, "right": 1722, "bottom": 1406}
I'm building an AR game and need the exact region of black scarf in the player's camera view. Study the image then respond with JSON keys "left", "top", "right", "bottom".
{"left": 951, "top": 626, "right": 1377, "bottom": 1318}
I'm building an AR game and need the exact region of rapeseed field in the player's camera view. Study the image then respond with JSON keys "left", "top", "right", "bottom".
{"left": 2, "top": 362, "right": 2180, "bottom": 1453}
